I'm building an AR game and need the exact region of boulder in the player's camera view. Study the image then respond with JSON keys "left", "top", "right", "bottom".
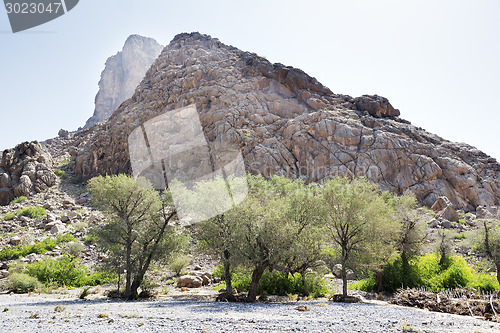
{"left": 176, "top": 275, "right": 203, "bottom": 288}
{"left": 354, "top": 95, "right": 400, "bottom": 118}
{"left": 428, "top": 219, "right": 439, "bottom": 228}
{"left": 0, "top": 141, "right": 57, "bottom": 205}
{"left": 476, "top": 206, "right": 499, "bottom": 219}
{"left": 442, "top": 220, "right": 452, "bottom": 229}
{"left": 46, "top": 213, "right": 57, "bottom": 223}
{"left": 0, "top": 188, "right": 14, "bottom": 206}
{"left": 50, "top": 223, "right": 66, "bottom": 235}
{"left": 66, "top": 211, "right": 78, "bottom": 220}
{"left": 10, "top": 235, "right": 21, "bottom": 245}
{"left": 333, "top": 264, "right": 342, "bottom": 278}
{"left": 437, "top": 206, "right": 459, "bottom": 222}
{"left": 432, "top": 197, "right": 451, "bottom": 213}
{"left": 346, "top": 269, "right": 356, "bottom": 280}
{"left": 0, "top": 270, "right": 9, "bottom": 279}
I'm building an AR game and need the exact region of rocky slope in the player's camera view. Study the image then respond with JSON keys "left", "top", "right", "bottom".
{"left": 72, "top": 32, "right": 500, "bottom": 211}
{"left": 84, "top": 35, "right": 163, "bottom": 128}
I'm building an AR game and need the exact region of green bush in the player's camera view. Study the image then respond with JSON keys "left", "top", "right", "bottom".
{"left": 17, "top": 206, "right": 46, "bottom": 219}
{"left": 54, "top": 169, "right": 65, "bottom": 177}
{"left": 467, "top": 274, "right": 500, "bottom": 292}
{"left": 61, "top": 242, "right": 85, "bottom": 258}
{"left": 2, "top": 212, "right": 16, "bottom": 221}
{"left": 6, "top": 273, "right": 40, "bottom": 293}
{"left": 213, "top": 266, "right": 328, "bottom": 297}
{"left": 349, "top": 276, "right": 377, "bottom": 292}
{"left": 169, "top": 254, "right": 190, "bottom": 276}
{"left": 2, "top": 206, "right": 46, "bottom": 220}
{"left": 24, "top": 255, "right": 111, "bottom": 287}
{"left": 11, "top": 196, "right": 27, "bottom": 204}
{"left": 352, "top": 253, "right": 493, "bottom": 293}
{"left": 83, "top": 234, "right": 98, "bottom": 244}
{"left": 0, "top": 234, "right": 76, "bottom": 260}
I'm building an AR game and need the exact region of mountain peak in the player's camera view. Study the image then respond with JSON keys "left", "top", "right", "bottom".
{"left": 83, "top": 35, "right": 163, "bottom": 129}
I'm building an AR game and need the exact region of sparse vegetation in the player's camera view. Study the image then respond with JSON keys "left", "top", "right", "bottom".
{"left": 0, "top": 234, "right": 76, "bottom": 260}
{"left": 61, "top": 241, "right": 85, "bottom": 258}
{"left": 54, "top": 169, "right": 65, "bottom": 177}
{"left": 169, "top": 254, "right": 191, "bottom": 276}
{"left": 24, "top": 255, "right": 112, "bottom": 288}
{"left": 6, "top": 273, "right": 40, "bottom": 293}
{"left": 2, "top": 206, "right": 47, "bottom": 220}
{"left": 11, "top": 196, "right": 27, "bottom": 204}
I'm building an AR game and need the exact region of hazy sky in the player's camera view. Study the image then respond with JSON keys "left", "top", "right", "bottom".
{"left": 1, "top": 0, "right": 499, "bottom": 160}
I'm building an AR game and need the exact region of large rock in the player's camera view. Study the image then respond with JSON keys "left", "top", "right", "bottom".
{"left": 176, "top": 275, "right": 203, "bottom": 288}
{"left": 354, "top": 95, "right": 400, "bottom": 118}
{"left": 84, "top": 35, "right": 163, "bottom": 128}
{"left": 71, "top": 32, "right": 500, "bottom": 211}
{"left": 0, "top": 141, "right": 57, "bottom": 205}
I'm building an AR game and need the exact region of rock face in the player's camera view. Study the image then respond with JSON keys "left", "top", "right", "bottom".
{"left": 72, "top": 32, "right": 500, "bottom": 211}
{"left": 84, "top": 35, "right": 163, "bottom": 128}
{"left": 0, "top": 141, "right": 57, "bottom": 205}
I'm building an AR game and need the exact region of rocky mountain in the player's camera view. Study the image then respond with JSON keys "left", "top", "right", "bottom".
{"left": 72, "top": 32, "right": 500, "bottom": 212}
{"left": 83, "top": 35, "right": 163, "bottom": 128}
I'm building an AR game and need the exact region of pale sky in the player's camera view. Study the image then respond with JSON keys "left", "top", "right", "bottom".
{"left": 1, "top": 0, "right": 499, "bottom": 160}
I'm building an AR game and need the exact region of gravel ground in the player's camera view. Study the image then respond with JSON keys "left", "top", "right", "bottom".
{"left": 0, "top": 294, "right": 499, "bottom": 333}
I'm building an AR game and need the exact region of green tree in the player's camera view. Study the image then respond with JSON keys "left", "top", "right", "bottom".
{"left": 321, "top": 177, "right": 397, "bottom": 298}
{"left": 476, "top": 219, "right": 500, "bottom": 284}
{"left": 392, "top": 193, "right": 427, "bottom": 272}
{"left": 192, "top": 176, "right": 248, "bottom": 295}
{"left": 236, "top": 176, "right": 325, "bottom": 301}
{"left": 88, "top": 174, "right": 188, "bottom": 300}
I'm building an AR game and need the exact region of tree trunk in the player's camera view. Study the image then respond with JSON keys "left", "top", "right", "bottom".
{"left": 247, "top": 264, "right": 266, "bottom": 301}
{"left": 496, "top": 262, "right": 500, "bottom": 286}
{"left": 341, "top": 250, "right": 348, "bottom": 298}
{"left": 129, "top": 278, "right": 141, "bottom": 300}
{"left": 375, "top": 269, "right": 383, "bottom": 293}
{"left": 124, "top": 241, "right": 132, "bottom": 299}
{"left": 223, "top": 249, "right": 232, "bottom": 294}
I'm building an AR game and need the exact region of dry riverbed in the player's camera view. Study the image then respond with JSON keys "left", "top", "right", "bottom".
{"left": 0, "top": 292, "right": 499, "bottom": 332}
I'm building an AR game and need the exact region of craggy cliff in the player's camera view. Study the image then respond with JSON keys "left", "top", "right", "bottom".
{"left": 72, "top": 32, "right": 500, "bottom": 211}
{"left": 84, "top": 35, "right": 163, "bottom": 128}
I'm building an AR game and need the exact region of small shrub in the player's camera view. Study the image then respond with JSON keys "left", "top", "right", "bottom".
{"left": 72, "top": 222, "right": 88, "bottom": 232}
{"left": 169, "top": 254, "right": 190, "bottom": 276}
{"left": 54, "top": 305, "right": 65, "bottom": 313}
{"left": 467, "top": 273, "right": 500, "bottom": 292}
{"left": 97, "top": 313, "right": 108, "bottom": 318}
{"left": 11, "top": 196, "right": 27, "bottom": 204}
{"left": 24, "top": 255, "right": 111, "bottom": 288}
{"left": 79, "top": 287, "right": 90, "bottom": 299}
{"left": 61, "top": 242, "right": 85, "bottom": 258}
{"left": 29, "top": 312, "right": 40, "bottom": 319}
{"left": 0, "top": 233, "right": 76, "bottom": 260}
{"left": 2, "top": 213, "right": 16, "bottom": 221}
{"left": 6, "top": 273, "right": 40, "bottom": 293}
{"left": 83, "top": 234, "right": 98, "bottom": 244}
{"left": 54, "top": 169, "right": 65, "bottom": 177}
{"left": 349, "top": 276, "right": 377, "bottom": 292}
{"left": 17, "top": 206, "right": 46, "bottom": 219}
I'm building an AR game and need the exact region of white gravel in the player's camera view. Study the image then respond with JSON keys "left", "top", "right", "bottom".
{"left": 0, "top": 294, "right": 499, "bottom": 332}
